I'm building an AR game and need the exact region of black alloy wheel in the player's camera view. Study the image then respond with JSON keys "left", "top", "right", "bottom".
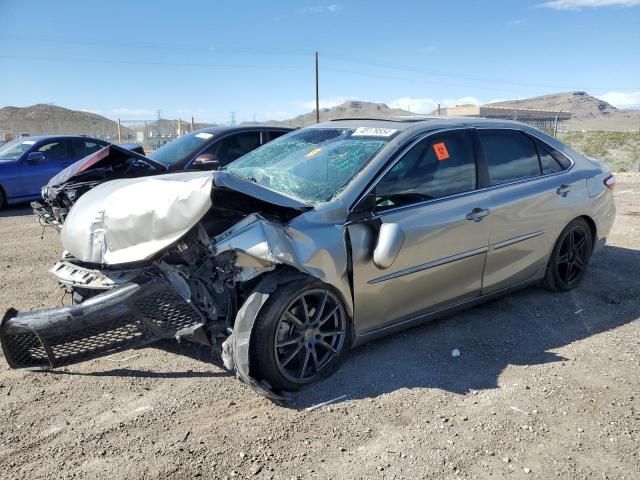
{"left": 251, "top": 279, "right": 349, "bottom": 391}
{"left": 543, "top": 218, "right": 593, "bottom": 292}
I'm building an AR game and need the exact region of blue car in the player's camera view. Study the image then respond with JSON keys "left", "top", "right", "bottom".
{"left": 0, "top": 135, "right": 143, "bottom": 208}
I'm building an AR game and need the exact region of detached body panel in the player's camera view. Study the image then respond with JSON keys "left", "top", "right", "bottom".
{"left": 1, "top": 277, "right": 203, "bottom": 369}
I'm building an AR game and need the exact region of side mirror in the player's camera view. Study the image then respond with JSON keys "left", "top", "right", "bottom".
{"left": 26, "top": 151, "right": 45, "bottom": 164}
{"left": 373, "top": 223, "right": 405, "bottom": 269}
{"left": 193, "top": 154, "right": 220, "bottom": 170}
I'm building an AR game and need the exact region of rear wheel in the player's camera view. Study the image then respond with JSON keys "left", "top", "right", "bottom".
{"left": 251, "top": 278, "right": 350, "bottom": 392}
{"left": 0, "top": 187, "right": 5, "bottom": 209}
{"left": 543, "top": 218, "right": 593, "bottom": 292}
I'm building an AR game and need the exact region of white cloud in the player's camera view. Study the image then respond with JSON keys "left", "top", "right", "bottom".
{"left": 507, "top": 18, "right": 526, "bottom": 26}
{"left": 388, "top": 96, "right": 481, "bottom": 113}
{"left": 539, "top": 0, "right": 640, "bottom": 10}
{"left": 389, "top": 97, "right": 438, "bottom": 113}
{"left": 598, "top": 91, "right": 640, "bottom": 109}
{"left": 299, "top": 4, "right": 341, "bottom": 14}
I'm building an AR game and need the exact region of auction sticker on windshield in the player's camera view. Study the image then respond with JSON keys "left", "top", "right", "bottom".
{"left": 195, "top": 133, "right": 214, "bottom": 140}
{"left": 352, "top": 127, "right": 397, "bottom": 137}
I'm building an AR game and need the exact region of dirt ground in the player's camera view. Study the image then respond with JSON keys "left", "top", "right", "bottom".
{"left": 0, "top": 175, "right": 638, "bottom": 480}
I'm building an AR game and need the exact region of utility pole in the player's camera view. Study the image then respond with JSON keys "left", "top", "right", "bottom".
{"left": 315, "top": 51, "right": 320, "bottom": 124}
{"left": 191, "top": 116, "right": 195, "bottom": 132}
{"left": 230, "top": 112, "right": 236, "bottom": 126}
{"left": 117, "top": 118, "right": 122, "bottom": 144}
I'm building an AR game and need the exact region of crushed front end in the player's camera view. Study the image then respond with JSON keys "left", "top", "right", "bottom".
{"left": 1, "top": 226, "right": 234, "bottom": 370}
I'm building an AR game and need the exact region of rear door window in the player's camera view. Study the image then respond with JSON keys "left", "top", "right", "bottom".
{"left": 375, "top": 129, "right": 478, "bottom": 210}
{"left": 266, "top": 130, "right": 288, "bottom": 142}
{"left": 479, "top": 130, "right": 541, "bottom": 186}
{"left": 37, "top": 141, "right": 72, "bottom": 163}
{"left": 215, "top": 132, "right": 261, "bottom": 166}
{"left": 71, "top": 140, "right": 106, "bottom": 160}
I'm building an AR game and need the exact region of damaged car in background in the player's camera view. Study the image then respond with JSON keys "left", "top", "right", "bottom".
{"left": 1, "top": 118, "right": 615, "bottom": 399}
{"left": 34, "top": 126, "right": 291, "bottom": 229}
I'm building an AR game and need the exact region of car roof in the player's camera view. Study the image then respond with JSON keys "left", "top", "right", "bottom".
{"left": 194, "top": 125, "right": 293, "bottom": 135}
{"left": 323, "top": 115, "right": 533, "bottom": 132}
{"left": 13, "top": 134, "right": 102, "bottom": 142}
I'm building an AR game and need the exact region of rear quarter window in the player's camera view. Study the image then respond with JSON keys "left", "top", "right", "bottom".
{"left": 536, "top": 142, "right": 564, "bottom": 175}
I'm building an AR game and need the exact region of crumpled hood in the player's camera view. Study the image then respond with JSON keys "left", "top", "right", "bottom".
{"left": 61, "top": 171, "right": 214, "bottom": 265}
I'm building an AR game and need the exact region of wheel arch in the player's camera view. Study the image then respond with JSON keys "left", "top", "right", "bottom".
{"left": 248, "top": 266, "right": 356, "bottom": 346}
{"left": 223, "top": 265, "right": 355, "bottom": 399}
{"left": 576, "top": 215, "right": 597, "bottom": 252}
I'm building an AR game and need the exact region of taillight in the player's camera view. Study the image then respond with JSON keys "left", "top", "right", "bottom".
{"left": 603, "top": 174, "right": 615, "bottom": 190}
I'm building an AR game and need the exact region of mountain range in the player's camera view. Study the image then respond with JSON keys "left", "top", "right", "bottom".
{"left": 2, "top": 92, "right": 639, "bottom": 140}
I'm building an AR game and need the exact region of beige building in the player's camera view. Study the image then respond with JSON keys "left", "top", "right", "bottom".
{"left": 433, "top": 105, "right": 571, "bottom": 135}
{"left": 435, "top": 105, "right": 571, "bottom": 121}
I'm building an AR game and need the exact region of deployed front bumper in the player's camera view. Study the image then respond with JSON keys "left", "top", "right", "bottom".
{"left": 1, "top": 277, "right": 205, "bottom": 369}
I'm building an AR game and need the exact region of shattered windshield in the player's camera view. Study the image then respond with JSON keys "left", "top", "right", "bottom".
{"left": 148, "top": 131, "right": 215, "bottom": 166}
{"left": 224, "top": 127, "right": 394, "bottom": 203}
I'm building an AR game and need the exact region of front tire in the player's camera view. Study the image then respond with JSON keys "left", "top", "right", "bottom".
{"left": 543, "top": 218, "right": 593, "bottom": 292}
{"left": 251, "top": 277, "right": 350, "bottom": 392}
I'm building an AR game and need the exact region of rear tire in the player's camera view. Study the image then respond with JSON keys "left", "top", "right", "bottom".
{"left": 251, "top": 277, "right": 350, "bottom": 392}
{"left": 542, "top": 218, "right": 593, "bottom": 292}
{"left": 0, "top": 187, "right": 5, "bottom": 209}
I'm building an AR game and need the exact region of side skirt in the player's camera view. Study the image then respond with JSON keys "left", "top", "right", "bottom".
{"left": 352, "top": 268, "right": 544, "bottom": 348}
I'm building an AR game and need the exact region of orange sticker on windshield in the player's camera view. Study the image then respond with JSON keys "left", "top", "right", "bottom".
{"left": 433, "top": 142, "right": 450, "bottom": 161}
{"left": 305, "top": 148, "right": 322, "bottom": 158}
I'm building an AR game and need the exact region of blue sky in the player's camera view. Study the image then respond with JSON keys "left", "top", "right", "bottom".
{"left": 1, "top": 0, "right": 639, "bottom": 123}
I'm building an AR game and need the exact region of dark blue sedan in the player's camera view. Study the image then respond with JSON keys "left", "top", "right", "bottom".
{"left": 0, "top": 135, "right": 141, "bottom": 208}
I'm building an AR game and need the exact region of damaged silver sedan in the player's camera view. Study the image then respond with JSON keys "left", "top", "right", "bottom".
{"left": 0, "top": 118, "right": 616, "bottom": 398}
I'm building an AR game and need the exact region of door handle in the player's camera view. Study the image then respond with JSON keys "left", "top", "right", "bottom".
{"left": 466, "top": 208, "right": 490, "bottom": 222}
{"left": 556, "top": 184, "right": 571, "bottom": 197}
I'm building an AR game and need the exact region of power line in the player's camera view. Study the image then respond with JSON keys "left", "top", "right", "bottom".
{"left": 0, "top": 55, "right": 308, "bottom": 70}
{"left": 321, "top": 53, "right": 636, "bottom": 92}
{"left": 0, "top": 33, "right": 310, "bottom": 56}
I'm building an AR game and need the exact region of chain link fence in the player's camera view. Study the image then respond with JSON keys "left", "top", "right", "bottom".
{"left": 0, "top": 118, "right": 203, "bottom": 154}
{"left": 557, "top": 127, "right": 640, "bottom": 173}
{"left": 519, "top": 115, "right": 640, "bottom": 173}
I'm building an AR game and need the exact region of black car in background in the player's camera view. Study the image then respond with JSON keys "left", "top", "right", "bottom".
{"left": 150, "top": 125, "right": 292, "bottom": 171}
{"left": 35, "top": 125, "right": 293, "bottom": 228}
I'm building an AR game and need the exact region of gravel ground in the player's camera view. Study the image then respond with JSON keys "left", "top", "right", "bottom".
{"left": 0, "top": 174, "right": 638, "bottom": 480}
